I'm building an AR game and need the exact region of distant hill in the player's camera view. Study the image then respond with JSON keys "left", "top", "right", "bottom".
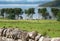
{"left": 39, "top": 1, "right": 60, "bottom": 7}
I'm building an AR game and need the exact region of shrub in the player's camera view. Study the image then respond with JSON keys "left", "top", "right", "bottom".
{"left": 8, "top": 14, "right": 15, "bottom": 19}
{"left": 57, "top": 11, "right": 60, "bottom": 21}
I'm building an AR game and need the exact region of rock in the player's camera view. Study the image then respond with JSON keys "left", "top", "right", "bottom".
{"left": 0, "top": 37, "right": 15, "bottom": 41}
{"left": 18, "top": 39, "right": 22, "bottom": 41}
{"left": 28, "top": 31, "right": 38, "bottom": 39}
{"left": 0, "top": 28, "right": 7, "bottom": 36}
{"left": 35, "top": 34, "right": 42, "bottom": 41}
{"left": 6, "top": 38, "right": 15, "bottom": 41}
{"left": 21, "top": 30, "right": 29, "bottom": 41}
{"left": 29, "top": 39, "right": 34, "bottom": 41}
{"left": 0, "top": 28, "right": 4, "bottom": 36}
{"left": 43, "top": 38, "right": 51, "bottom": 41}
{"left": 1, "top": 37, "right": 7, "bottom": 41}
{"left": 9, "top": 28, "right": 22, "bottom": 39}
{"left": 1, "top": 28, "right": 6, "bottom": 36}
{"left": 16, "top": 31, "right": 22, "bottom": 39}
{"left": 0, "top": 37, "right": 3, "bottom": 41}
{"left": 6, "top": 28, "right": 14, "bottom": 38}
{"left": 10, "top": 29, "right": 19, "bottom": 39}
{"left": 51, "top": 38, "right": 60, "bottom": 41}
{"left": 3, "top": 28, "right": 7, "bottom": 37}
{"left": 38, "top": 36, "right": 44, "bottom": 41}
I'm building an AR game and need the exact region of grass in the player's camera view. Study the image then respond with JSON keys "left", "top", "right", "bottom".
{"left": 0, "top": 20, "right": 60, "bottom": 37}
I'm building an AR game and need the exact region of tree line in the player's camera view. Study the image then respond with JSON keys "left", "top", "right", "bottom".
{"left": 0, "top": 8, "right": 60, "bottom": 21}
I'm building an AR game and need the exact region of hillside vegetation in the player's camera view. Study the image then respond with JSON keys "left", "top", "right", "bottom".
{"left": 0, "top": 20, "right": 60, "bottom": 37}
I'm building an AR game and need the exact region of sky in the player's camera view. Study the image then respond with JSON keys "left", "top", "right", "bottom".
{"left": 0, "top": 0, "right": 53, "bottom": 2}
{"left": 0, "top": 0, "right": 54, "bottom": 8}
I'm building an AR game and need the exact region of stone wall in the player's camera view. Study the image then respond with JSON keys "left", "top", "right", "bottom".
{"left": 0, "top": 27, "right": 60, "bottom": 41}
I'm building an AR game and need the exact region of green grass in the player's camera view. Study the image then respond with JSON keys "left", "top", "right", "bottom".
{"left": 0, "top": 20, "right": 60, "bottom": 37}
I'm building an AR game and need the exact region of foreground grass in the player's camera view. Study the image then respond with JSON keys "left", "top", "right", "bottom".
{"left": 0, "top": 20, "right": 60, "bottom": 37}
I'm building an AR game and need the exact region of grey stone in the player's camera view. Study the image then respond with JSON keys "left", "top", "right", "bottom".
{"left": 5, "top": 28, "right": 14, "bottom": 38}
{"left": 18, "top": 39, "right": 22, "bottom": 41}
{"left": 9, "top": 28, "right": 20, "bottom": 39}
{"left": 0, "top": 37, "right": 3, "bottom": 41}
{"left": 0, "top": 28, "right": 4, "bottom": 36}
{"left": 43, "top": 38, "right": 51, "bottom": 41}
{"left": 51, "top": 38, "right": 60, "bottom": 41}
{"left": 28, "top": 31, "right": 38, "bottom": 39}
{"left": 1, "top": 37, "right": 7, "bottom": 41}
{"left": 21, "top": 30, "right": 29, "bottom": 41}
{"left": 6, "top": 38, "right": 15, "bottom": 41}
{"left": 29, "top": 39, "right": 34, "bottom": 41}
{"left": 3, "top": 29, "right": 7, "bottom": 37}
{"left": 1, "top": 28, "right": 6, "bottom": 36}
{"left": 35, "top": 34, "right": 42, "bottom": 41}
{"left": 39, "top": 36, "right": 44, "bottom": 41}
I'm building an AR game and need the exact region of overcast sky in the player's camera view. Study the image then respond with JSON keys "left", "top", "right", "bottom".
{"left": 0, "top": 0, "right": 54, "bottom": 8}
{"left": 0, "top": 0, "right": 53, "bottom": 2}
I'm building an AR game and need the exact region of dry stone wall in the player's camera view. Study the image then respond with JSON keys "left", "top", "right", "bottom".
{"left": 0, "top": 27, "right": 60, "bottom": 41}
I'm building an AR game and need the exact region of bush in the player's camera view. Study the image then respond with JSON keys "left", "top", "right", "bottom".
{"left": 8, "top": 14, "right": 15, "bottom": 19}
{"left": 57, "top": 17, "right": 60, "bottom": 21}
{"left": 57, "top": 11, "right": 60, "bottom": 21}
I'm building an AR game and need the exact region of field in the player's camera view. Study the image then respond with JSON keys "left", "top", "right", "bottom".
{"left": 0, "top": 20, "right": 60, "bottom": 37}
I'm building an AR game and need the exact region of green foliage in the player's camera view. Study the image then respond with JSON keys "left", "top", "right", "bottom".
{"left": 25, "top": 8, "right": 35, "bottom": 19}
{"left": 14, "top": 8, "right": 23, "bottom": 15}
{"left": 8, "top": 14, "right": 15, "bottom": 19}
{"left": 1, "top": 8, "right": 5, "bottom": 16}
{"left": 51, "top": 8, "right": 59, "bottom": 17}
{"left": 28, "top": 8, "right": 35, "bottom": 14}
{"left": 51, "top": 8, "right": 60, "bottom": 21}
{"left": 0, "top": 8, "right": 23, "bottom": 19}
{"left": 0, "top": 8, "right": 60, "bottom": 20}
{"left": 57, "top": 11, "right": 60, "bottom": 21}
{"left": 25, "top": 10, "right": 28, "bottom": 14}
{"left": 38, "top": 8, "right": 48, "bottom": 19}
{"left": 25, "top": 8, "right": 35, "bottom": 15}
{"left": 38, "top": 8, "right": 46, "bottom": 14}
{"left": 6, "top": 8, "right": 14, "bottom": 14}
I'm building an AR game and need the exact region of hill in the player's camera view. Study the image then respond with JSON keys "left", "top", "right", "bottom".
{"left": 39, "top": 1, "right": 60, "bottom": 7}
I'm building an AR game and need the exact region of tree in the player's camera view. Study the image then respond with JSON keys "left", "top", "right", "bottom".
{"left": 1, "top": 8, "right": 6, "bottom": 18}
{"left": 25, "top": 9, "right": 28, "bottom": 19}
{"left": 57, "top": 10, "right": 60, "bottom": 21}
{"left": 51, "top": 8, "right": 60, "bottom": 20}
{"left": 6, "top": 8, "right": 14, "bottom": 14}
{"left": 25, "top": 9, "right": 30, "bottom": 18}
{"left": 8, "top": 14, "right": 15, "bottom": 19}
{"left": 38, "top": 8, "right": 47, "bottom": 19}
{"left": 14, "top": 8, "right": 23, "bottom": 19}
{"left": 25, "top": 8, "right": 35, "bottom": 19}
{"left": 51, "top": 8, "right": 59, "bottom": 17}
{"left": 5, "top": 8, "right": 15, "bottom": 19}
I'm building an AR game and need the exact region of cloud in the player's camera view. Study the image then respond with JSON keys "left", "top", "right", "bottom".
{"left": 0, "top": 0, "right": 53, "bottom": 2}
{"left": 0, "top": 4, "right": 38, "bottom": 8}
{"left": 0, "top": 0, "right": 23, "bottom": 2}
{"left": 0, "top": 4, "right": 38, "bottom": 6}
{"left": 27, "top": 0, "right": 40, "bottom": 2}
{"left": 26, "top": 0, "right": 53, "bottom": 2}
